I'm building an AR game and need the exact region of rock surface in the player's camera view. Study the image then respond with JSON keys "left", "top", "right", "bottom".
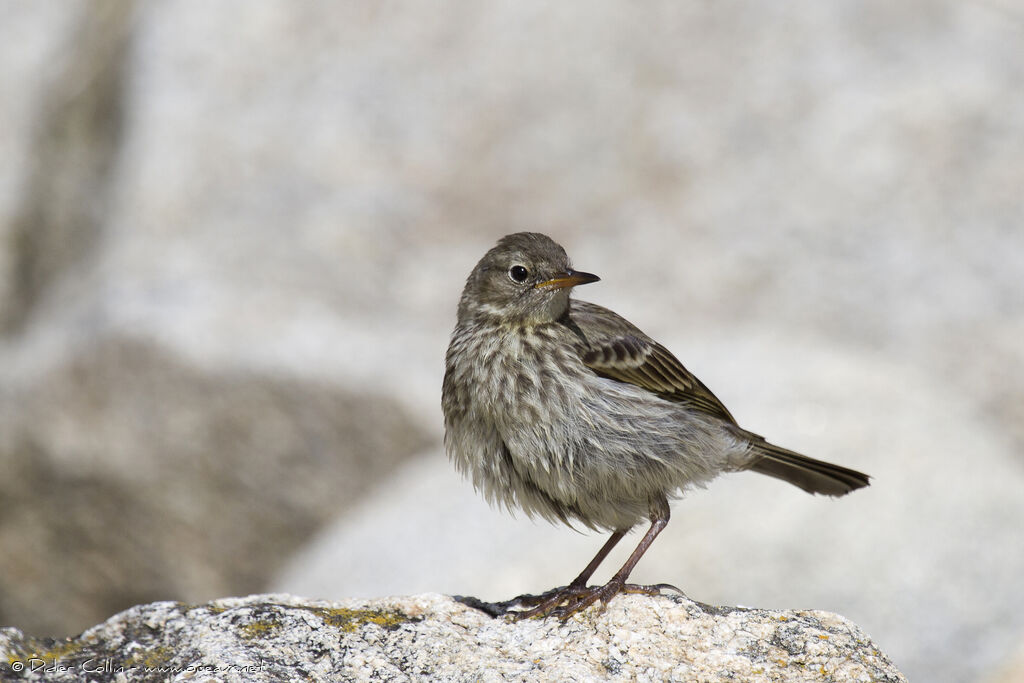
{"left": 0, "top": 593, "right": 906, "bottom": 682}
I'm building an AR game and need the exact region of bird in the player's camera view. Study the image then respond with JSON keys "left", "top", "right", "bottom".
{"left": 441, "top": 232, "right": 870, "bottom": 620}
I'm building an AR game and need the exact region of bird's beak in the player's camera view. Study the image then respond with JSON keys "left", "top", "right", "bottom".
{"left": 534, "top": 269, "right": 601, "bottom": 290}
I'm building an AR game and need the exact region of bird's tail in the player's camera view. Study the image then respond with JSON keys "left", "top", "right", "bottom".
{"left": 744, "top": 437, "right": 870, "bottom": 497}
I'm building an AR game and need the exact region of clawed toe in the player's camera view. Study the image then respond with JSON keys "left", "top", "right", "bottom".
{"left": 503, "top": 588, "right": 567, "bottom": 609}
{"left": 505, "top": 584, "right": 589, "bottom": 621}
{"left": 505, "top": 581, "right": 666, "bottom": 621}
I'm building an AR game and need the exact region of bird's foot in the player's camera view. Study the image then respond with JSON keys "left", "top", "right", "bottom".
{"left": 505, "top": 580, "right": 663, "bottom": 621}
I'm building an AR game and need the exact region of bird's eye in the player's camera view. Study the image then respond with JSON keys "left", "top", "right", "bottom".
{"left": 508, "top": 265, "right": 530, "bottom": 283}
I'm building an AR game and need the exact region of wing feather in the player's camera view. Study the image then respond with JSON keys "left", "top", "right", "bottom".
{"left": 567, "top": 300, "right": 737, "bottom": 424}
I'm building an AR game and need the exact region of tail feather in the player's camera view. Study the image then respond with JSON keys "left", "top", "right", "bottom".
{"left": 746, "top": 439, "right": 870, "bottom": 497}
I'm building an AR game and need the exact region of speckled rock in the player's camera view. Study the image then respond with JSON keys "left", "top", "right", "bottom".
{"left": 0, "top": 593, "right": 905, "bottom": 682}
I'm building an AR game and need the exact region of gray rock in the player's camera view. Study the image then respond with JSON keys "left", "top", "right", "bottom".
{"left": 0, "top": 593, "right": 906, "bottom": 682}
{"left": 0, "top": 338, "right": 431, "bottom": 638}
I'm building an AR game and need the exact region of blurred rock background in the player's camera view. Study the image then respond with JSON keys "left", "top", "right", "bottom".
{"left": 1, "top": 2, "right": 1021, "bottom": 682}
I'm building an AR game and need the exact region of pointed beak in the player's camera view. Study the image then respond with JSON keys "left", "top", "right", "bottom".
{"left": 534, "top": 269, "right": 600, "bottom": 290}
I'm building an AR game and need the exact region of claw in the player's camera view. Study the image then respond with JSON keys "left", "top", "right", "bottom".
{"left": 506, "top": 581, "right": 665, "bottom": 621}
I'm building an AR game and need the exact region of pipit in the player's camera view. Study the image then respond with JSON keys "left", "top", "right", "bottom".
{"left": 442, "top": 232, "right": 870, "bottom": 620}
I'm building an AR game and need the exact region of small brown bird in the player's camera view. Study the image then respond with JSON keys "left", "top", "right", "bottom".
{"left": 442, "top": 232, "right": 870, "bottom": 620}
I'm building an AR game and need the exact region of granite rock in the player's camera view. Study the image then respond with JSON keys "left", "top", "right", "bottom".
{"left": 0, "top": 593, "right": 906, "bottom": 682}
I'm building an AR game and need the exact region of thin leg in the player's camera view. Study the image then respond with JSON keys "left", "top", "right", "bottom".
{"left": 606, "top": 500, "right": 669, "bottom": 588}
{"left": 510, "top": 497, "right": 672, "bottom": 621}
{"left": 505, "top": 529, "right": 626, "bottom": 611}
{"left": 568, "top": 529, "right": 627, "bottom": 587}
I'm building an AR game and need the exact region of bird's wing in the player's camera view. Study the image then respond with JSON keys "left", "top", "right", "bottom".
{"left": 566, "top": 299, "right": 738, "bottom": 425}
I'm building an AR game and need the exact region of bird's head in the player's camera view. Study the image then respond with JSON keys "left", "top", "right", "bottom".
{"left": 457, "top": 232, "right": 599, "bottom": 326}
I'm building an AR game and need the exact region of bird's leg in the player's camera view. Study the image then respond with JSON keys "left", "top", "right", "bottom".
{"left": 568, "top": 528, "right": 628, "bottom": 588}
{"left": 506, "top": 529, "right": 627, "bottom": 614}
{"left": 509, "top": 497, "right": 671, "bottom": 621}
{"left": 552, "top": 501, "right": 670, "bottom": 619}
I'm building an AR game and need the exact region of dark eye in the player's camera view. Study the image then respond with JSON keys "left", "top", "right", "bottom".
{"left": 508, "top": 265, "right": 530, "bottom": 283}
